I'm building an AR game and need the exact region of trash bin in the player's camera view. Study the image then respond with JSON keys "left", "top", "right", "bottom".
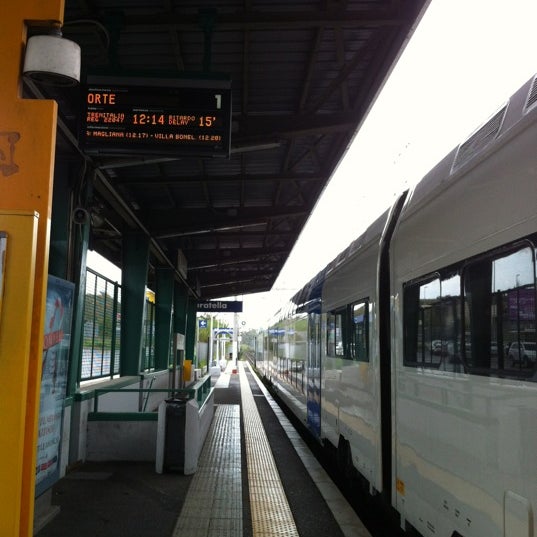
{"left": 164, "top": 397, "right": 188, "bottom": 471}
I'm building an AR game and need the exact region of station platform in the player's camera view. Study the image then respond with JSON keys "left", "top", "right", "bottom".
{"left": 35, "top": 361, "right": 371, "bottom": 537}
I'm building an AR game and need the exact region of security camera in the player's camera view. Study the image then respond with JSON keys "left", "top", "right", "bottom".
{"left": 72, "top": 207, "right": 89, "bottom": 225}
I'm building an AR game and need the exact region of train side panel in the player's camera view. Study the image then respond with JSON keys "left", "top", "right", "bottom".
{"left": 321, "top": 212, "right": 388, "bottom": 492}
{"left": 390, "top": 76, "right": 537, "bottom": 537}
{"left": 262, "top": 311, "right": 310, "bottom": 428}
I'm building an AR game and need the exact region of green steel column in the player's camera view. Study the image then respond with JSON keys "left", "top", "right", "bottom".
{"left": 120, "top": 232, "right": 150, "bottom": 376}
{"left": 172, "top": 282, "right": 188, "bottom": 386}
{"left": 48, "top": 161, "right": 71, "bottom": 279}
{"left": 155, "top": 267, "right": 174, "bottom": 371}
{"left": 185, "top": 298, "right": 197, "bottom": 363}
{"left": 67, "top": 171, "right": 91, "bottom": 394}
{"left": 173, "top": 281, "right": 188, "bottom": 336}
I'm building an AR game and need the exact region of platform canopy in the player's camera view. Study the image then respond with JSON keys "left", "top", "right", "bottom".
{"left": 27, "top": 0, "right": 430, "bottom": 299}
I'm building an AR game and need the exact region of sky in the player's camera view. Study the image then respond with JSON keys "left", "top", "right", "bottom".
{"left": 88, "top": 0, "right": 537, "bottom": 330}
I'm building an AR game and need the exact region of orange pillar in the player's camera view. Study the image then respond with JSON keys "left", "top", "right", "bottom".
{"left": 0, "top": 1, "right": 65, "bottom": 535}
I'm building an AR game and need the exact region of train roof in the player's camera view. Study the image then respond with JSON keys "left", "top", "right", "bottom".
{"left": 402, "top": 73, "right": 537, "bottom": 219}
{"left": 275, "top": 72, "right": 537, "bottom": 322}
{"left": 289, "top": 207, "right": 390, "bottom": 315}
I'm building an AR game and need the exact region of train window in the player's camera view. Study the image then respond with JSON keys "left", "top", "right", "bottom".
{"left": 403, "top": 274, "right": 462, "bottom": 369}
{"left": 404, "top": 277, "right": 441, "bottom": 366}
{"left": 350, "top": 301, "right": 369, "bottom": 362}
{"left": 326, "top": 309, "right": 346, "bottom": 357}
{"left": 308, "top": 312, "right": 321, "bottom": 369}
{"left": 464, "top": 245, "right": 536, "bottom": 379}
{"left": 404, "top": 240, "right": 536, "bottom": 380}
{"left": 438, "top": 274, "right": 463, "bottom": 372}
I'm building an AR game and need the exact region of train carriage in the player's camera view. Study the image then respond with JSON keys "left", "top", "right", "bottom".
{"left": 390, "top": 76, "right": 537, "bottom": 537}
{"left": 319, "top": 209, "right": 391, "bottom": 493}
{"left": 257, "top": 73, "right": 537, "bottom": 537}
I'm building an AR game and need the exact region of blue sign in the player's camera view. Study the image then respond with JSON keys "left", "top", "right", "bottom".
{"left": 196, "top": 300, "right": 243, "bottom": 312}
{"left": 214, "top": 328, "right": 233, "bottom": 336}
{"left": 268, "top": 329, "right": 286, "bottom": 335}
{"left": 199, "top": 319, "right": 208, "bottom": 329}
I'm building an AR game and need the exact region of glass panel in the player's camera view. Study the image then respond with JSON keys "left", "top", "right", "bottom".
{"left": 335, "top": 311, "right": 344, "bottom": 356}
{"left": 418, "top": 278, "right": 442, "bottom": 366}
{"left": 308, "top": 313, "right": 320, "bottom": 369}
{"left": 351, "top": 301, "right": 369, "bottom": 362}
{"left": 326, "top": 310, "right": 346, "bottom": 357}
{"left": 465, "top": 245, "right": 536, "bottom": 378}
{"left": 439, "top": 275, "right": 463, "bottom": 371}
{"left": 404, "top": 241, "right": 536, "bottom": 380}
{"left": 326, "top": 312, "right": 336, "bottom": 356}
{"left": 492, "top": 248, "right": 536, "bottom": 374}
{"left": 404, "top": 277, "right": 442, "bottom": 366}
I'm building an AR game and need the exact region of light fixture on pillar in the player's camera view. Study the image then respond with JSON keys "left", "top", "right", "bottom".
{"left": 23, "top": 24, "right": 81, "bottom": 86}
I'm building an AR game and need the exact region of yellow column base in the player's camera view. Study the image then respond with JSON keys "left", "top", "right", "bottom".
{"left": 0, "top": 1, "right": 65, "bottom": 535}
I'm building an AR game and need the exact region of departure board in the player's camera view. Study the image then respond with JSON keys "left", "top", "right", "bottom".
{"left": 79, "top": 75, "right": 231, "bottom": 158}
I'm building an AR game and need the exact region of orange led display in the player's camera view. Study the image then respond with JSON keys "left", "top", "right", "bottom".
{"left": 80, "top": 75, "right": 231, "bottom": 158}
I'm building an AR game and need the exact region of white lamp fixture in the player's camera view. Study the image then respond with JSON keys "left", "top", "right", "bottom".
{"left": 23, "top": 29, "right": 81, "bottom": 86}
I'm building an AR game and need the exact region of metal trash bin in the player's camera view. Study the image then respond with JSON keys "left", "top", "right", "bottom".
{"left": 164, "top": 397, "right": 188, "bottom": 472}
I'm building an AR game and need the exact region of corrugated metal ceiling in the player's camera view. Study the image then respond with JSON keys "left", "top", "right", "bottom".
{"left": 27, "top": 0, "right": 430, "bottom": 299}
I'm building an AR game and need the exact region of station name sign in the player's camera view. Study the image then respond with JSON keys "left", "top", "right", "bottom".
{"left": 79, "top": 74, "right": 232, "bottom": 158}
{"left": 196, "top": 300, "right": 243, "bottom": 312}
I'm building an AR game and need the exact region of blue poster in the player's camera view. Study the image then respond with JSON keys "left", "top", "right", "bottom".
{"left": 35, "top": 275, "right": 74, "bottom": 497}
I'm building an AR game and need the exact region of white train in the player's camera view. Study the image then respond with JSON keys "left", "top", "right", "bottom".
{"left": 254, "top": 74, "right": 537, "bottom": 537}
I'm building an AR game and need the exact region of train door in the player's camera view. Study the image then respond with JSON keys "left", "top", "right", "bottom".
{"left": 307, "top": 311, "right": 321, "bottom": 438}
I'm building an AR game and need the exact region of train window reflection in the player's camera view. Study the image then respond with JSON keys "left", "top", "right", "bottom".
{"left": 439, "top": 274, "right": 462, "bottom": 371}
{"left": 401, "top": 273, "right": 463, "bottom": 371}
{"left": 327, "top": 302, "right": 369, "bottom": 361}
{"left": 464, "top": 245, "right": 536, "bottom": 377}
{"left": 404, "top": 277, "right": 442, "bottom": 367}
{"left": 326, "top": 310, "right": 346, "bottom": 357}
{"left": 351, "top": 301, "right": 369, "bottom": 362}
{"left": 404, "top": 240, "right": 537, "bottom": 381}
{"left": 419, "top": 278, "right": 441, "bottom": 366}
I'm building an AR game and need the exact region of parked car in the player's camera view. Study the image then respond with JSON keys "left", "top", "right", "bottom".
{"left": 508, "top": 341, "right": 537, "bottom": 367}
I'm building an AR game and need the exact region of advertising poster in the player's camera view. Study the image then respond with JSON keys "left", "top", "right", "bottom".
{"left": 35, "top": 275, "right": 74, "bottom": 497}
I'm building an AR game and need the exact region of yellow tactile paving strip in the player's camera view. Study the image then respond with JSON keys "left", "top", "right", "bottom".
{"left": 172, "top": 404, "right": 242, "bottom": 537}
{"left": 173, "top": 361, "right": 367, "bottom": 537}
{"left": 239, "top": 362, "right": 300, "bottom": 537}
{"left": 172, "top": 363, "right": 299, "bottom": 537}
{"left": 247, "top": 364, "right": 372, "bottom": 537}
